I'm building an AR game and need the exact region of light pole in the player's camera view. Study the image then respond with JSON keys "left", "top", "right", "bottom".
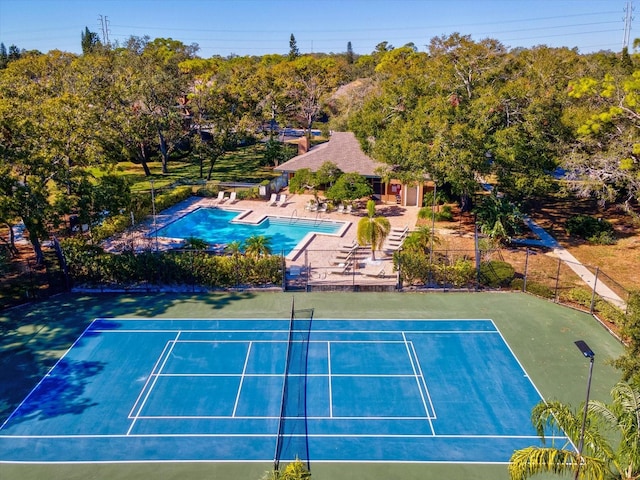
{"left": 150, "top": 179, "right": 159, "bottom": 252}
{"left": 574, "top": 340, "right": 595, "bottom": 480}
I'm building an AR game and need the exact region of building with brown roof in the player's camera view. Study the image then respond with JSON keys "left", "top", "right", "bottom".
{"left": 275, "top": 131, "right": 430, "bottom": 207}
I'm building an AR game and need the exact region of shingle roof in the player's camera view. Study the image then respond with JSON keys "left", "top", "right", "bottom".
{"left": 275, "top": 131, "right": 383, "bottom": 178}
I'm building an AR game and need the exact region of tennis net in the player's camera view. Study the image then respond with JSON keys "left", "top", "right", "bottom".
{"left": 273, "top": 299, "right": 313, "bottom": 472}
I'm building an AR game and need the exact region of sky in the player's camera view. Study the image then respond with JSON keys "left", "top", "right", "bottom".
{"left": 0, "top": 0, "right": 632, "bottom": 58}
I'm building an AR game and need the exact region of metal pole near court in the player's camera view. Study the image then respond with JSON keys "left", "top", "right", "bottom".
{"left": 523, "top": 248, "right": 529, "bottom": 292}
{"left": 150, "top": 179, "right": 159, "bottom": 252}
{"left": 574, "top": 340, "right": 595, "bottom": 480}
{"left": 554, "top": 257, "right": 561, "bottom": 303}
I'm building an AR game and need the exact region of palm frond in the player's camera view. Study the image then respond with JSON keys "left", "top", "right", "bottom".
{"left": 508, "top": 446, "right": 605, "bottom": 480}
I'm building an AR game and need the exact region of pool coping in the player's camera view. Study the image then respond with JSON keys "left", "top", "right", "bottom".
{"left": 151, "top": 204, "right": 351, "bottom": 261}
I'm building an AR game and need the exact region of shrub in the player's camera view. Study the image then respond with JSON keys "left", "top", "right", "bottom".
{"left": 587, "top": 230, "right": 617, "bottom": 245}
{"left": 478, "top": 260, "right": 515, "bottom": 287}
{"left": 60, "top": 240, "right": 284, "bottom": 289}
{"left": 510, "top": 278, "right": 525, "bottom": 291}
{"left": 418, "top": 205, "right": 454, "bottom": 222}
{"left": 593, "top": 297, "right": 625, "bottom": 326}
{"left": 524, "top": 281, "right": 555, "bottom": 299}
{"left": 155, "top": 186, "right": 192, "bottom": 212}
{"left": 394, "top": 250, "right": 433, "bottom": 285}
{"left": 565, "top": 214, "right": 614, "bottom": 240}
{"left": 565, "top": 287, "right": 593, "bottom": 307}
{"left": 434, "top": 258, "right": 476, "bottom": 287}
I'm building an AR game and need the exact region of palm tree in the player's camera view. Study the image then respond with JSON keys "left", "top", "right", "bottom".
{"left": 402, "top": 226, "right": 439, "bottom": 254}
{"left": 357, "top": 200, "right": 391, "bottom": 261}
{"left": 182, "top": 236, "right": 208, "bottom": 250}
{"left": 224, "top": 240, "right": 244, "bottom": 256}
{"left": 244, "top": 235, "right": 272, "bottom": 257}
{"left": 475, "top": 191, "right": 524, "bottom": 245}
{"left": 509, "top": 381, "right": 640, "bottom": 480}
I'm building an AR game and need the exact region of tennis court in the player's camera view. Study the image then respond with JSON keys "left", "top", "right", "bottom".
{"left": 0, "top": 312, "right": 560, "bottom": 464}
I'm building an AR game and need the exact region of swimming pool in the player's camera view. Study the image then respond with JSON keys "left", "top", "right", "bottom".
{"left": 155, "top": 208, "right": 347, "bottom": 256}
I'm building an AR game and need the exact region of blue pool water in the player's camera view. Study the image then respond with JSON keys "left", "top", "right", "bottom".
{"left": 156, "top": 208, "right": 344, "bottom": 255}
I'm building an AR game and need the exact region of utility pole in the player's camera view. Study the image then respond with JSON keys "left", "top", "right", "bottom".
{"left": 98, "top": 14, "right": 110, "bottom": 45}
{"left": 623, "top": 1, "right": 634, "bottom": 50}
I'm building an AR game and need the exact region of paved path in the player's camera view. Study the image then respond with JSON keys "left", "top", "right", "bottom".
{"left": 514, "top": 216, "right": 627, "bottom": 310}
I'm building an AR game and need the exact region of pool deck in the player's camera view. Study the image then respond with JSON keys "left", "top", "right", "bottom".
{"left": 104, "top": 191, "right": 421, "bottom": 286}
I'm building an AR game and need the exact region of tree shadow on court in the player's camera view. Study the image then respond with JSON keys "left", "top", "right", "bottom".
{"left": 0, "top": 291, "right": 261, "bottom": 423}
{"left": 3, "top": 357, "right": 104, "bottom": 427}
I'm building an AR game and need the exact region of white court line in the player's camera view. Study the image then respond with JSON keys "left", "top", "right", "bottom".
{"left": 402, "top": 333, "right": 435, "bottom": 436}
{"left": 130, "top": 414, "right": 438, "bottom": 420}
{"left": 0, "top": 318, "right": 99, "bottom": 431}
{"left": 126, "top": 331, "right": 181, "bottom": 436}
{"left": 232, "top": 341, "right": 252, "bottom": 417}
{"left": 155, "top": 373, "right": 417, "bottom": 378}
{"left": 128, "top": 340, "right": 177, "bottom": 419}
{"left": 91, "top": 329, "right": 499, "bottom": 336}
{"left": 409, "top": 341, "right": 437, "bottom": 420}
{"left": 327, "top": 341, "right": 333, "bottom": 418}
{"left": 1, "top": 432, "right": 552, "bottom": 439}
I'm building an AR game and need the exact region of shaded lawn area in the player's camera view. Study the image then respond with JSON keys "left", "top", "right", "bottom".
{"left": 118, "top": 143, "right": 284, "bottom": 193}
{"left": 0, "top": 291, "right": 625, "bottom": 480}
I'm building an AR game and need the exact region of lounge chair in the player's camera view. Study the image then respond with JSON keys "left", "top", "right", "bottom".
{"left": 337, "top": 204, "right": 344, "bottom": 214}
{"left": 266, "top": 193, "right": 277, "bottom": 206}
{"left": 228, "top": 191, "right": 238, "bottom": 204}
{"left": 387, "top": 226, "right": 409, "bottom": 241}
{"left": 214, "top": 191, "right": 226, "bottom": 204}
{"left": 329, "top": 261, "right": 352, "bottom": 275}
{"left": 330, "top": 244, "right": 359, "bottom": 265}
{"left": 277, "top": 194, "right": 287, "bottom": 207}
{"left": 344, "top": 204, "right": 353, "bottom": 214}
{"left": 383, "top": 238, "right": 406, "bottom": 255}
{"left": 364, "top": 268, "right": 386, "bottom": 278}
{"left": 331, "top": 248, "right": 355, "bottom": 265}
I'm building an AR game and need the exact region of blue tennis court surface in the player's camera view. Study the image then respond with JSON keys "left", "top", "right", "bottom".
{"left": 0, "top": 318, "right": 562, "bottom": 464}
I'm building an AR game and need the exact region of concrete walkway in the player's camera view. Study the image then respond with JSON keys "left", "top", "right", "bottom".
{"left": 514, "top": 216, "right": 627, "bottom": 311}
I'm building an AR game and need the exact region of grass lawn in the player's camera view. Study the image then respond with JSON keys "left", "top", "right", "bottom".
{"left": 89, "top": 142, "right": 285, "bottom": 195}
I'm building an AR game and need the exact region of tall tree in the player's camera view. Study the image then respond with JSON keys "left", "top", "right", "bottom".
{"left": 288, "top": 34, "right": 299, "bottom": 61}
{"left": 490, "top": 46, "right": 584, "bottom": 199}
{"left": 80, "top": 26, "right": 101, "bottom": 54}
{"left": 566, "top": 68, "right": 640, "bottom": 212}
{"left": 182, "top": 56, "right": 258, "bottom": 180}
{"left": 275, "top": 56, "right": 345, "bottom": 140}
{"left": 0, "top": 50, "right": 98, "bottom": 262}
{"left": 346, "top": 41, "right": 354, "bottom": 64}
{"left": 0, "top": 43, "right": 7, "bottom": 69}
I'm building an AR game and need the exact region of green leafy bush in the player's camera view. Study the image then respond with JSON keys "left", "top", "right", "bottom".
{"left": 587, "top": 230, "right": 617, "bottom": 245}
{"left": 60, "top": 239, "right": 283, "bottom": 289}
{"left": 565, "top": 287, "right": 592, "bottom": 307}
{"left": 394, "top": 250, "right": 433, "bottom": 285}
{"left": 418, "top": 205, "right": 454, "bottom": 222}
{"left": 565, "top": 215, "right": 614, "bottom": 240}
{"left": 524, "top": 281, "right": 555, "bottom": 299}
{"left": 395, "top": 251, "right": 475, "bottom": 287}
{"left": 433, "top": 258, "right": 475, "bottom": 287}
{"left": 478, "top": 260, "right": 515, "bottom": 287}
{"left": 510, "top": 278, "right": 525, "bottom": 291}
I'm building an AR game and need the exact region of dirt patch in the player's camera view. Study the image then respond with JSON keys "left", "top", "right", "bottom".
{"left": 416, "top": 196, "right": 639, "bottom": 294}
{"left": 525, "top": 194, "right": 640, "bottom": 292}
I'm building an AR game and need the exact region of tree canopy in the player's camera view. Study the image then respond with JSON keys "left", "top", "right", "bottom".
{"left": 1, "top": 31, "right": 638, "bottom": 262}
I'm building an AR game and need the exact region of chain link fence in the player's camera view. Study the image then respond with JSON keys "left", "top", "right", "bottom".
{"left": 3, "top": 240, "right": 629, "bottom": 328}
